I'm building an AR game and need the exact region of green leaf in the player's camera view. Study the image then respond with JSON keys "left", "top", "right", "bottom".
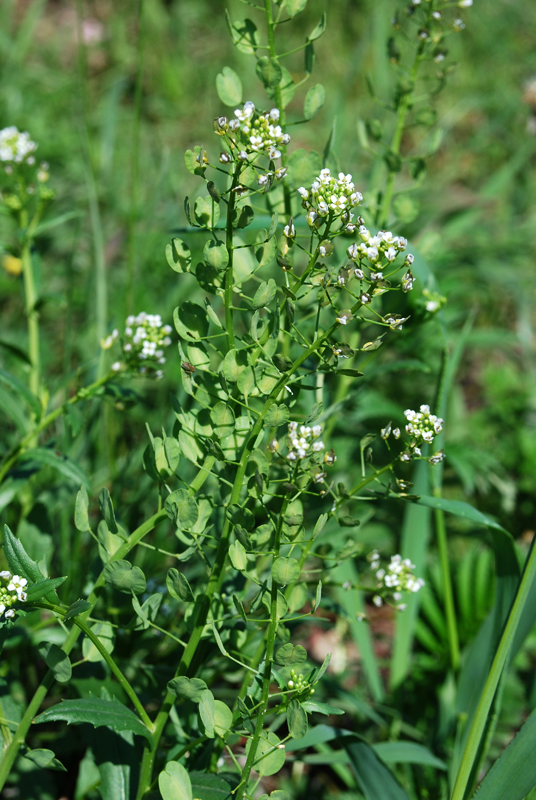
{"left": 93, "top": 728, "right": 137, "bottom": 800}
{"left": 26, "top": 576, "right": 67, "bottom": 602}
{"left": 373, "top": 742, "right": 446, "bottom": 770}
{"left": 227, "top": 15, "right": 259, "bottom": 54}
{"left": 38, "top": 643, "right": 72, "bottom": 683}
{"left": 475, "top": 705, "right": 536, "bottom": 800}
{"left": 0, "top": 366, "right": 42, "bottom": 420}
{"left": 266, "top": 64, "right": 295, "bottom": 108}
{"left": 210, "top": 402, "right": 235, "bottom": 439}
{"left": 184, "top": 146, "right": 207, "bottom": 177}
{"left": 304, "top": 83, "right": 325, "bottom": 120}
{"left": 246, "top": 731, "right": 286, "bottom": 776}
{"left": 229, "top": 540, "right": 248, "bottom": 571}
{"left": 340, "top": 735, "right": 411, "bottom": 800}
{"left": 256, "top": 57, "right": 282, "bottom": 88}
{"left": 313, "top": 580, "right": 322, "bottom": 611}
{"left": 99, "top": 488, "right": 117, "bottom": 534}
{"left": 22, "top": 447, "right": 91, "bottom": 490}
{"left": 64, "top": 599, "right": 92, "bottom": 621}
{"left": 307, "top": 12, "right": 327, "bottom": 41}
{"left": 194, "top": 195, "right": 220, "bottom": 228}
{"left": 255, "top": 235, "right": 277, "bottom": 267}
{"left": 166, "top": 568, "right": 195, "bottom": 602}
{"left": 302, "top": 700, "right": 344, "bottom": 716}
{"left": 253, "top": 278, "right": 277, "bottom": 309}
{"left": 82, "top": 621, "right": 115, "bottom": 663}
{"left": 167, "top": 676, "right": 207, "bottom": 703}
{"left": 190, "top": 773, "right": 231, "bottom": 800}
{"left": 287, "top": 700, "right": 308, "bottom": 739}
{"left": 3, "top": 524, "right": 46, "bottom": 586}
{"left": 174, "top": 301, "right": 210, "bottom": 341}
{"left": 74, "top": 486, "right": 90, "bottom": 532}
{"left": 103, "top": 560, "right": 146, "bottom": 595}
{"left": 272, "top": 557, "right": 301, "bottom": 585}
{"left": 234, "top": 204, "right": 254, "bottom": 229}
{"left": 166, "top": 238, "right": 192, "bottom": 273}
{"left": 199, "top": 689, "right": 216, "bottom": 738}
{"left": 286, "top": 0, "right": 307, "bottom": 17}
{"left": 214, "top": 700, "right": 233, "bottom": 737}
{"left": 131, "top": 592, "right": 162, "bottom": 630}
{"left": 221, "top": 348, "right": 248, "bottom": 382}
{"left": 165, "top": 489, "right": 199, "bottom": 529}
{"left": 24, "top": 748, "right": 67, "bottom": 772}
{"left": 216, "top": 66, "right": 243, "bottom": 106}
{"left": 203, "top": 239, "right": 229, "bottom": 271}
{"left": 286, "top": 149, "right": 323, "bottom": 191}
{"left": 274, "top": 643, "right": 307, "bottom": 666}
{"left": 159, "top": 761, "right": 193, "bottom": 800}
{"left": 34, "top": 698, "right": 153, "bottom": 743}
{"left": 264, "top": 404, "right": 289, "bottom": 427}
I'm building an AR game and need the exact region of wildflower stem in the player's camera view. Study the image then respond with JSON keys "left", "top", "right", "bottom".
{"left": 134, "top": 327, "right": 338, "bottom": 798}
{"left": 224, "top": 164, "right": 242, "bottom": 350}
{"left": 20, "top": 213, "right": 41, "bottom": 403}
{"left": 235, "top": 484, "right": 292, "bottom": 800}
{"left": 378, "top": 1, "right": 435, "bottom": 228}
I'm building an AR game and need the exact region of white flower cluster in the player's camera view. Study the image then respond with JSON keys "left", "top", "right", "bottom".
{"left": 0, "top": 126, "right": 37, "bottom": 164}
{"left": 286, "top": 421, "right": 325, "bottom": 461}
{"left": 287, "top": 668, "right": 314, "bottom": 695}
{"left": 0, "top": 571, "right": 28, "bottom": 619}
{"left": 217, "top": 102, "right": 290, "bottom": 162}
{"left": 346, "top": 227, "right": 411, "bottom": 275}
{"left": 122, "top": 313, "right": 172, "bottom": 378}
{"left": 298, "top": 169, "right": 363, "bottom": 224}
{"left": 404, "top": 404, "right": 443, "bottom": 443}
{"left": 368, "top": 551, "right": 424, "bottom": 610}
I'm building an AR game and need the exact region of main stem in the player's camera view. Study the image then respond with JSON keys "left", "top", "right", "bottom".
{"left": 224, "top": 164, "right": 241, "bottom": 350}
{"left": 134, "top": 325, "right": 339, "bottom": 798}
{"left": 20, "top": 218, "right": 40, "bottom": 402}
{"left": 264, "top": 0, "right": 291, "bottom": 218}
{"left": 378, "top": 2, "right": 434, "bottom": 228}
{"left": 236, "top": 490, "right": 291, "bottom": 799}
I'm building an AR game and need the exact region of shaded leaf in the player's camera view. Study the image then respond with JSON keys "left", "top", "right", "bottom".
{"left": 34, "top": 698, "right": 152, "bottom": 743}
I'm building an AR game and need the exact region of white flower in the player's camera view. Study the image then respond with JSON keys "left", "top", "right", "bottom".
{"left": 373, "top": 595, "right": 383, "bottom": 607}
{"left": 0, "top": 571, "right": 11, "bottom": 580}
{"left": 458, "top": 0, "right": 472, "bottom": 6}
{"left": 298, "top": 187, "right": 308, "bottom": 199}
{"left": 111, "top": 361, "right": 121, "bottom": 372}
{"left": 258, "top": 174, "right": 269, "bottom": 186}
{"left": 269, "top": 108, "right": 280, "bottom": 121}
{"left": 0, "top": 126, "right": 38, "bottom": 163}
{"left": 384, "top": 247, "right": 397, "bottom": 262}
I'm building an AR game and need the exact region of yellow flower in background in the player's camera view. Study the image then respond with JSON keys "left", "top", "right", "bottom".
{"left": 1, "top": 254, "right": 22, "bottom": 276}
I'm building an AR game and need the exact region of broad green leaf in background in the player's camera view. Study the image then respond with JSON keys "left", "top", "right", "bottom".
{"left": 23, "top": 748, "right": 66, "bottom": 772}
{"left": 199, "top": 689, "right": 216, "bottom": 738}
{"left": 167, "top": 676, "right": 207, "bottom": 703}
{"left": 166, "top": 568, "right": 194, "bottom": 602}
{"left": 34, "top": 698, "right": 153, "bottom": 742}
{"left": 304, "top": 84, "right": 325, "bottom": 120}
{"left": 0, "top": 366, "right": 42, "bottom": 420}
{"left": 216, "top": 65, "right": 242, "bottom": 106}
{"left": 103, "top": 560, "right": 146, "bottom": 595}
{"left": 74, "top": 486, "right": 90, "bottom": 532}
{"left": 339, "top": 735, "right": 411, "bottom": 800}
{"left": 38, "top": 643, "right": 72, "bottom": 683}
{"left": 159, "top": 761, "right": 192, "bottom": 800}
{"left": 82, "top": 621, "right": 115, "bottom": 663}
{"left": 274, "top": 643, "right": 307, "bottom": 666}
{"left": 190, "top": 772, "right": 231, "bottom": 800}
{"left": 166, "top": 238, "right": 192, "bottom": 273}
{"left": 287, "top": 700, "right": 308, "bottom": 739}
{"left": 165, "top": 489, "right": 198, "bottom": 529}
{"left": 21, "top": 447, "right": 91, "bottom": 490}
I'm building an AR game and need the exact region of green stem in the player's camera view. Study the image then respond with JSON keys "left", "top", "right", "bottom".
{"left": 434, "top": 496, "right": 460, "bottom": 671}
{"left": 264, "top": 0, "right": 291, "bottom": 217}
{"left": 378, "top": 3, "right": 434, "bottom": 228}
{"left": 236, "top": 488, "right": 291, "bottom": 799}
{"left": 20, "top": 215, "right": 40, "bottom": 402}
{"left": 0, "top": 371, "right": 114, "bottom": 485}
{"left": 31, "top": 602, "right": 154, "bottom": 731}
{"left": 134, "top": 327, "right": 338, "bottom": 798}
{"left": 224, "top": 164, "right": 242, "bottom": 350}
{"left": 125, "top": 0, "right": 145, "bottom": 316}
